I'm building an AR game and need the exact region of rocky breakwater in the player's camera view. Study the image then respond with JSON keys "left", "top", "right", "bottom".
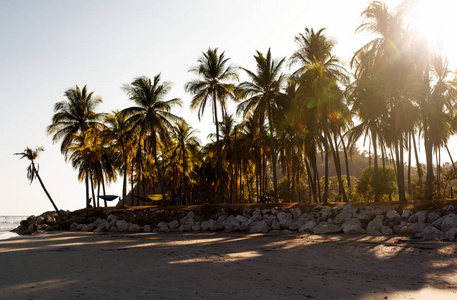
{"left": 64, "top": 203, "right": 457, "bottom": 240}
{"left": 13, "top": 211, "right": 63, "bottom": 234}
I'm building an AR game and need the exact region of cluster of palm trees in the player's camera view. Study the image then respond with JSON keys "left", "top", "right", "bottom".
{"left": 43, "top": 1, "right": 457, "bottom": 208}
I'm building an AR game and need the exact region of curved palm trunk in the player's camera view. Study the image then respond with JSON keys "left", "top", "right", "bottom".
{"left": 182, "top": 141, "right": 188, "bottom": 205}
{"left": 324, "top": 143, "right": 329, "bottom": 204}
{"left": 31, "top": 163, "right": 60, "bottom": 217}
{"left": 121, "top": 141, "right": 127, "bottom": 205}
{"left": 372, "top": 129, "right": 379, "bottom": 202}
{"left": 213, "top": 91, "right": 224, "bottom": 203}
{"left": 339, "top": 131, "right": 351, "bottom": 191}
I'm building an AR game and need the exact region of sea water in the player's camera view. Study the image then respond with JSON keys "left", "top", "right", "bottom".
{"left": 0, "top": 216, "right": 26, "bottom": 240}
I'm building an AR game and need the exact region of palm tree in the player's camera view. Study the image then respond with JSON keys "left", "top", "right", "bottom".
{"left": 186, "top": 47, "right": 238, "bottom": 203}
{"left": 15, "top": 147, "right": 60, "bottom": 216}
{"left": 169, "top": 121, "right": 201, "bottom": 205}
{"left": 289, "top": 28, "right": 349, "bottom": 202}
{"left": 104, "top": 110, "right": 133, "bottom": 204}
{"left": 47, "top": 85, "right": 104, "bottom": 155}
{"left": 236, "top": 48, "right": 286, "bottom": 199}
{"left": 122, "top": 74, "right": 182, "bottom": 202}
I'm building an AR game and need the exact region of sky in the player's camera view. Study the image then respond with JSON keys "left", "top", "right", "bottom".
{"left": 1, "top": 0, "right": 456, "bottom": 215}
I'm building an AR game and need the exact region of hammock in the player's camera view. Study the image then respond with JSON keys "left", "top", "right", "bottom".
{"left": 133, "top": 194, "right": 163, "bottom": 202}
{"left": 98, "top": 195, "right": 120, "bottom": 201}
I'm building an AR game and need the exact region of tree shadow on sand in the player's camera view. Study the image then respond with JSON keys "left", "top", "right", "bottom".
{"left": 0, "top": 232, "right": 456, "bottom": 299}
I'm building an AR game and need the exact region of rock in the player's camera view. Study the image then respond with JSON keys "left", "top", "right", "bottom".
{"left": 320, "top": 208, "right": 332, "bottom": 221}
{"left": 252, "top": 210, "right": 263, "bottom": 221}
{"left": 386, "top": 210, "right": 401, "bottom": 221}
{"left": 192, "top": 222, "right": 201, "bottom": 232}
{"left": 200, "top": 220, "right": 210, "bottom": 231}
{"left": 128, "top": 223, "right": 142, "bottom": 233}
{"left": 235, "top": 215, "right": 248, "bottom": 223}
{"left": 393, "top": 221, "right": 408, "bottom": 234}
{"left": 444, "top": 228, "right": 457, "bottom": 240}
{"left": 291, "top": 208, "right": 303, "bottom": 219}
{"left": 334, "top": 211, "right": 352, "bottom": 225}
{"left": 442, "top": 205, "right": 455, "bottom": 214}
{"left": 271, "top": 220, "right": 280, "bottom": 230}
{"left": 80, "top": 225, "right": 90, "bottom": 232}
{"left": 250, "top": 220, "right": 269, "bottom": 233}
{"left": 261, "top": 209, "right": 271, "bottom": 215}
{"left": 157, "top": 221, "right": 168, "bottom": 232}
{"left": 109, "top": 226, "right": 119, "bottom": 232}
{"left": 277, "top": 212, "right": 293, "bottom": 223}
{"left": 401, "top": 209, "right": 412, "bottom": 219}
{"left": 355, "top": 207, "right": 375, "bottom": 223}
{"left": 45, "top": 215, "right": 55, "bottom": 224}
{"left": 94, "top": 220, "right": 109, "bottom": 232}
{"left": 116, "top": 220, "right": 129, "bottom": 232}
{"left": 168, "top": 220, "right": 180, "bottom": 230}
{"left": 400, "top": 222, "right": 427, "bottom": 235}
{"left": 366, "top": 215, "right": 384, "bottom": 235}
{"left": 432, "top": 216, "right": 446, "bottom": 229}
{"left": 76, "top": 224, "right": 84, "bottom": 231}
{"left": 342, "top": 218, "right": 366, "bottom": 234}
{"left": 412, "top": 211, "right": 428, "bottom": 223}
{"left": 263, "top": 215, "right": 276, "bottom": 226}
{"left": 440, "top": 214, "right": 457, "bottom": 232}
{"left": 36, "top": 216, "right": 45, "bottom": 225}
{"left": 70, "top": 222, "right": 79, "bottom": 231}
{"left": 313, "top": 223, "right": 342, "bottom": 234}
{"left": 420, "top": 226, "right": 442, "bottom": 240}
{"left": 299, "top": 221, "right": 316, "bottom": 233}
{"left": 381, "top": 226, "right": 393, "bottom": 236}
{"left": 143, "top": 225, "right": 152, "bottom": 232}
{"left": 427, "top": 212, "right": 441, "bottom": 224}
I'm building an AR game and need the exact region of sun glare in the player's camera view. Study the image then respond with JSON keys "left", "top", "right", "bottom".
{"left": 413, "top": 0, "right": 457, "bottom": 55}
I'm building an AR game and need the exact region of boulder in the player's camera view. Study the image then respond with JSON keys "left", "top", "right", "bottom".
{"left": 168, "top": 220, "right": 180, "bottom": 230}
{"left": 299, "top": 221, "right": 316, "bottom": 233}
{"left": 366, "top": 215, "right": 384, "bottom": 235}
{"left": 444, "top": 228, "right": 457, "bottom": 240}
{"left": 400, "top": 222, "right": 427, "bottom": 236}
{"left": 271, "top": 220, "right": 280, "bottom": 231}
{"left": 313, "top": 223, "right": 342, "bottom": 234}
{"left": 70, "top": 222, "right": 79, "bottom": 231}
{"left": 250, "top": 220, "right": 269, "bottom": 233}
{"left": 36, "top": 216, "right": 45, "bottom": 225}
{"left": 401, "top": 209, "right": 412, "bottom": 219}
{"left": 200, "top": 220, "right": 210, "bottom": 232}
{"left": 116, "top": 220, "right": 129, "bottom": 232}
{"left": 355, "top": 207, "right": 375, "bottom": 223}
{"left": 109, "top": 226, "right": 119, "bottom": 232}
{"left": 252, "top": 210, "right": 263, "bottom": 221}
{"left": 235, "top": 215, "right": 249, "bottom": 224}
{"left": 427, "top": 212, "right": 441, "bottom": 224}
{"left": 386, "top": 210, "right": 401, "bottom": 221}
{"left": 157, "top": 221, "right": 168, "bottom": 232}
{"left": 94, "top": 220, "right": 109, "bottom": 232}
{"left": 342, "top": 218, "right": 366, "bottom": 234}
{"left": 409, "top": 211, "right": 427, "bottom": 223}
{"left": 440, "top": 214, "right": 457, "bottom": 232}
{"left": 291, "top": 208, "right": 303, "bottom": 219}
{"left": 128, "top": 223, "right": 142, "bottom": 233}
{"left": 192, "top": 222, "right": 201, "bottom": 232}
{"left": 334, "top": 211, "right": 352, "bottom": 225}
{"left": 263, "top": 214, "right": 277, "bottom": 226}
{"left": 143, "top": 225, "right": 152, "bottom": 233}
{"left": 420, "top": 226, "right": 442, "bottom": 240}
{"left": 277, "top": 212, "right": 293, "bottom": 223}
{"left": 442, "top": 205, "right": 455, "bottom": 214}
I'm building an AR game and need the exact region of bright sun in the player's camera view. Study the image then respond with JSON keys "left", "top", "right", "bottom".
{"left": 413, "top": 0, "right": 457, "bottom": 59}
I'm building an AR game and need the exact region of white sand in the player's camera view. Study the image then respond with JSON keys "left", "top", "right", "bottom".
{"left": 0, "top": 232, "right": 456, "bottom": 299}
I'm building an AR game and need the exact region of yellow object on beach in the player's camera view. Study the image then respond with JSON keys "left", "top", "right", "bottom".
{"left": 147, "top": 194, "right": 163, "bottom": 201}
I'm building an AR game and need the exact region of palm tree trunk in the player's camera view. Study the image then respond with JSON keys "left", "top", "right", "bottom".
{"left": 413, "top": 131, "right": 423, "bottom": 180}
{"left": 372, "top": 130, "right": 379, "bottom": 202}
{"left": 339, "top": 131, "right": 351, "bottom": 191}
{"left": 324, "top": 143, "right": 329, "bottom": 204}
{"left": 213, "top": 91, "right": 224, "bottom": 203}
{"left": 121, "top": 140, "right": 127, "bottom": 205}
{"left": 152, "top": 132, "right": 166, "bottom": 203}
{"left": 267, "top": 104, "right": 278, "bottom": 200}
{"left": 31, "top": 163, "right": 60, "bottom": 217}
{"left": 90, "top": 171, "right": 97, "bottom": 208}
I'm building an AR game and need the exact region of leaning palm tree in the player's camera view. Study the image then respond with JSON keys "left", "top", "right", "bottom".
{"left": 236, "top": 49, "right": 286, "bottom": 200}
{"left": 15, "top": 147, "right": 60, "bottom": 216}
{"left": 122, "top": 74, "right": 182, "bottom": 202}
{"left": 185, "top": 47, "right": 238, "bottom": 203}
{"left": 47, "top": 85, "right": 104, "bottom": 156}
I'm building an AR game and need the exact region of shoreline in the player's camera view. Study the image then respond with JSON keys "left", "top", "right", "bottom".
{"left": 0, "top": 231, "right": 455, "bottom": 299}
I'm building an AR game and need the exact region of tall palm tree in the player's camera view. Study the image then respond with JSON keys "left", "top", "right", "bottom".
{"left": 15, "top": 147, "right": 60, "bottom": 216}
{"left": 289, "top": 28, "right": 349, "bottom": 202}
{"left": 47, "top": 85, "right": 105, "bottom": 207}
{"left": 236, "top": 48, "right": 286, "bottom": 199}
{"left": 169, "top": 121, "right": 201, "bottom": 205}
{"left": 104, "top": 110, "right": 133, "bottom": 203}
{"left": 122, "top": 74, "right": 182, "bottom": 202}
{"left": 47, "top": 85, "right": 104, "bottom": 155}
{"left": 186, "top": 47, "right": 238, "bottom": 203}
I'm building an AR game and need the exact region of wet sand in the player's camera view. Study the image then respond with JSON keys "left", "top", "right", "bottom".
{"left": 0, "top": 232, "right": 456, "bottom": 299}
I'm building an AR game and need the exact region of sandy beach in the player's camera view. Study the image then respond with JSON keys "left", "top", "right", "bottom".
{"left": 0, "top": 232, "right": 456, "bottom": 299}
